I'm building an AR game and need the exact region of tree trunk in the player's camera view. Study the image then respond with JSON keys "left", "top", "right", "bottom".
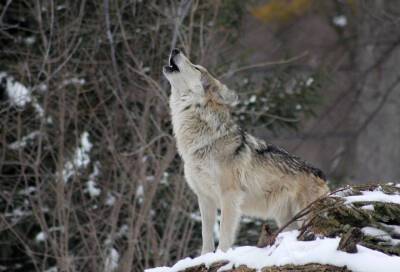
{"left": 345, "top": 0, "right": 400, "bottom": 182}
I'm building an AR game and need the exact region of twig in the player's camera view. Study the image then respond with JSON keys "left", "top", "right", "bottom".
{"left": 258, "top": 186, "right": 352, "bottom": 247}
{"left": 219, "top": 51, "right": 309, "bottom": 79}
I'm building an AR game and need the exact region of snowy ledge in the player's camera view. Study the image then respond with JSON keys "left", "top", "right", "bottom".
{"left": 147, "top": 184, "right": 400, "bottom": 272}
{"left": 146, "top": 230, "right": 400, "bottom": 272}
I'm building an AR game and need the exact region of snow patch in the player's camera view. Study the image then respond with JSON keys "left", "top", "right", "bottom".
{"left": 35, "top": 226, "right": 64, "bottom": 243}
{"left": 1, "top": 72, "right": 49, "bottom": 121}
{"left": 6, "top": 77, "right": 32, "bottom": 107}
{"left": 32, "top": 101, "right": 45, "bottom": 118}
{"left": 62, "top": 132, "right": 93, "bottom": 183}
{"left": 333, "top": 15, "right": 347, "bottom": 27}
{"left": 306, "top": 77, "right": 314, "bottom": 86}
{"left": 106, "top": 193, "right": 116, "bottom": 206}
{"left": 382, "top": 223, "right": 400, "bottom": 235}
{"left": 24, "top": 36, "right": 36, "bottom": 45}
{"left": 86, "top": 180, "right": 101, "bottom": 197}
{"left": 8, "top": 131, "right": 42, "bottom": 150}
{"left": 85, "top": 162, "right": 101, "bottom": 197}
{"left": 18, "top": 186, "right": 37, "bottom": 195}
{"left": 362, "top": 227, "right": 400, "bottom": 245}
{"left": 344, "top": 190, "right": 400, "bottom": 205}
{"left": 62, "top": 77, "right": 86, "bottom": 86}
{"left": 104, "top": 247, "right": 119, "bottom": 272}
{"left": 361, "top": 204, "right": 374, "bottom": 211}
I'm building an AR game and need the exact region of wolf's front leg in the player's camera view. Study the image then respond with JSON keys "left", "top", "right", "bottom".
{"left": 218, "top": 191, "right": 242, "bottom": 252}
{"left": 198, "top": 195, "right": 217, "bottom": 255}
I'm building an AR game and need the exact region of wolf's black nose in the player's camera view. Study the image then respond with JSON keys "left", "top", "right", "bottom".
{"left": 171, "top": 48, "right": 180, "bottom": 58}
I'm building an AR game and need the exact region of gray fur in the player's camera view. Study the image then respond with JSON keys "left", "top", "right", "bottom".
{"left": 163, "top": 51, "right": 329, "bottom": 254}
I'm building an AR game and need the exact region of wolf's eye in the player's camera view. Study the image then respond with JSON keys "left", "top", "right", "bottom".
{"left": 194, "top": 66, "right": 201, "bottom": 71}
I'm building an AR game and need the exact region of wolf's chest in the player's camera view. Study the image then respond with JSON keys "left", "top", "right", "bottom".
{"left": 184, "top": 161, "right": 221, "bottom": 198}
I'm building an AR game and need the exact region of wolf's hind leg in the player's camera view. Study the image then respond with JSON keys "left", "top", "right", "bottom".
{"left": 218, "top": 191, "right": 242, "bottom": 252}
{"left": 198, "top": 195, "right": 217, "bottom": 255}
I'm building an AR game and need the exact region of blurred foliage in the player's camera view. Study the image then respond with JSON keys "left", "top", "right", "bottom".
{"left": 234, "top": 70, "right": 324, "bottom": 132}
{"left": 0, "top": 0, "right": 326, "bottom": 271}
{"left": 252, "top": 0, "right": 313, "bottom": 23}
{"left": 252, "top": 0, "right": 357, "bottom": 23}
{"left": 217, "top": 0, "right": 247, "bottom": 34}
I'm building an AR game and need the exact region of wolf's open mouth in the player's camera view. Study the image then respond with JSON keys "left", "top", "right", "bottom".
{"left": 164, "top": 49, "right": 180, "bottom": 73}
{"left": 165, "top": 56, "right": 179, "bottom": 73}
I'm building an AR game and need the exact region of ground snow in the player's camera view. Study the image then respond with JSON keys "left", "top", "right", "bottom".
{"left": 146, "top": 231, "right": 400, "bottom": 272}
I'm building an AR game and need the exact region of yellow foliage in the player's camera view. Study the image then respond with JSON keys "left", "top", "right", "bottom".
{"left": 346, "top": 0, "right": 358, "bottom": 13}
{"left": 252, "top": 0, "right": 313, "bottom": 23}
{"left": 252, "top": 0, "right": 358, "bottom": 23}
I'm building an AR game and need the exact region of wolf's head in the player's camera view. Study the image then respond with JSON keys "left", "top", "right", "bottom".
{"left": 163, "top": 49, "right": 237, "bottom": 106}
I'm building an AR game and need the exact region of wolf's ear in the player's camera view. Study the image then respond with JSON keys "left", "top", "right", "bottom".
{"left": 201, "top": 75, "right": 213, "bottom": 92}
{"left": 201, "top": 75, "right": 237, "bottom": 105}
{"left": 218, "top": 85, "right": 238, "bottom": 105}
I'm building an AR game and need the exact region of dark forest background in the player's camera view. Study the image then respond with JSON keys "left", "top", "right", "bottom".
{"left": 1, "top": 0, "right": 399, "bottom": 271}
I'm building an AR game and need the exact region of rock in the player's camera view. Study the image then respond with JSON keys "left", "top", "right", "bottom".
{"left": 337, "top": 227, "right": 362, "bottom": 253}
{"left": 257, "top": 224, "right": 276, "bottom": 247}
{"left": 181, "top": 263, "right": 350, "bottom": 272}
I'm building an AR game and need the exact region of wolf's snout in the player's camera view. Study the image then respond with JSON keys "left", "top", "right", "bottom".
{"left": 171, "top": 48, "right": 180, "bottom": 58}
{"left": 163, "top": 48, "right": 181, "bottom": 74}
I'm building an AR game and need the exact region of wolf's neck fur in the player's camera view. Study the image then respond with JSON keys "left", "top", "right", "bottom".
{"left": 170, "top": 91, "right": 239, "bottom": 161}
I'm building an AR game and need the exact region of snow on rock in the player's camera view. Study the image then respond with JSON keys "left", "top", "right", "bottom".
{"left": 382, "top": 223, "right": 400, "bottom": 235}
{"left": 361, "top": 204, "right": 374, "bottom": 211}
{"left": 362, "top": 227, "right": 400, "bottom": 246}
{"left": 146, "top": 231, "right": 400, "bottom": 272}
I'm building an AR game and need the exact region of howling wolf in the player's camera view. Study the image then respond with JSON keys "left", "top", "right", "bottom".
{"left": 163, "top": 49, "right": 329, "bottom": 254}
